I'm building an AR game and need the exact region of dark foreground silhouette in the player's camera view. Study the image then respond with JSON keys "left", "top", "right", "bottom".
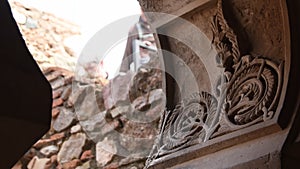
{"left": 0, "top": 1, "right": 52, "bottom": 168}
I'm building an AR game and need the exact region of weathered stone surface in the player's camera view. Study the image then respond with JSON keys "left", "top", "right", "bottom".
{"left": 74, "top": 84, "right": 122, "bottom": 141}
{"left": 95, "top": 89, "right": 106, "bottom": 112}
{"left": 103, "top": 162, "right": 119, "bottom": 169}
{"left": 67, "top": 83, "right": 86, "bottom": 107}
{"left": 132, "top": 89, "right": 164, "bottom": 109}
{"left": 46, "top": 69, "right": 65, "bottom": 82}
{"left": 129, "top": 66, "right": 163, "bottom": 102}
{"left": 61, "top": 85, "right": 72, "bottom": 100}
{"left": 27, "top": 156, "right": 50, "bottom": 169}
{"left": 52, "top": 87, "right": 64, "bottom": 99}
{"left": 57, "top": 133, "right": 86, "bottom": 163}
{"left": 62, "top": 159, "right": 81, "bottom": 169}
{"left": 70, "top": 124, "right": 82, "bottom": 134}
{"left": 130, "top": 89, "right": 165, "bottom": 122}
{"left": 50, "top": 77, "right": 65, "bottom": 90}
{"left": 75, "top": 85, "right": 101, "bottom": 121}
{"left": 75, "top": 161, "right": 91, "bottom": 169}
{"left": 40, "top": 145, "right": 59, "bottom": 157}
{"left": 230, "top": 152, "right": 280, "bottom": 169}
{"left": 96, "top": 138, "right": 117, "bottom": 167}
{"left": 120, "top": 121, "right": 157, "bottom": 154}
{"left": 53, "top": 107, "right": 75, "bottom": 132}
{"left": 79, "top": 112, "right": 119, "bottom": 142}
{"left": 166, "top": 38, "right": 212, "bottom": 100}
{"left": 110, "top": 105, "right": 132, "bottom": 118}
{"left": 102, "top": 72, "right": 134, "bottom": 110}
{"left": 229, "top": 0, "right": 285, "bottom": 62}
{"left": 119, "top": 154, "right": 146, "bottom": 167}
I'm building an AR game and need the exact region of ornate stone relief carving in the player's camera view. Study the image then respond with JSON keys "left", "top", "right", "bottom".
{"left": 145, "top": 0, "right": 283, "bottom": 168}
{"left": 211, "top": 0, "right": 283, "bottom": 127}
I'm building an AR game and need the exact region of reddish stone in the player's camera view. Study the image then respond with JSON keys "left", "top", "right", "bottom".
{"left": 44, "top": 68, "right": 74, "bottom": 78}
{"left": 80, "top": 150, "right": 94, "bottom": 161}
{"left": 62, "top": 159, "right": 81, "bottom": 169}
{"left": 33, "top": 139, "right": 52, "bottom": 149}
{"left": 50, "top": 132, "right": 65, "bottom": 141}
{"left": 64, "top": 75, "right": 73, "bottom": 85}
{"left": 33, "top": 132, "right": 65, "bottom": 148}
{"left": 52, "top": 108, "right": 60, "bottom": 118}
{"left": 46, "top": 71, "right": 62, "bottom": 82}
{"left": 52, "top": 98, "right": 64, "bottom": 108}
{"left": 50, "top": 155, "right": 58, "bottom": 164}
{"left": 52, "top": 88, "right": 63, "bottom": 99}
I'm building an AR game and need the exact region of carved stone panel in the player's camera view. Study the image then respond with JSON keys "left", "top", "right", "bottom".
{"left": 140, "top": 0, "right": 290, "bottom": 168}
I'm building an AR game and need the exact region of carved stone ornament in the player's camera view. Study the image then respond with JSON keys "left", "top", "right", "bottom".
{"left": 145, "top": 0, "right": 283, "bottom": 168}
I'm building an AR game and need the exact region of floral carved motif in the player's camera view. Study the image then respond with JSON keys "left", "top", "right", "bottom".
{"left": 145, "top": 0, "right": 283, "bottom": 167}
{"left": 145, "top": 92, "right": 217, "bottom": 167}
{"left": 224, "top": 56, "right": 282, "bottom": 125}
{"left": 211, "top": 0, "right": 283, "bottom": 127}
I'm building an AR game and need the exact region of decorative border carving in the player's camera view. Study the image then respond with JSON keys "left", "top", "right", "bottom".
{"left": 145, "top": 0, "right": 283, "bottom": 168}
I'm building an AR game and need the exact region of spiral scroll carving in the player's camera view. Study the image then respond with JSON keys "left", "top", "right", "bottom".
{"left": 211, "top": 0, "right": 283, "bottom": 126}
{"left": 145, "top": 92, "right": 217, "bottom": 166}
{"left": 224, "top": 56, "right": 282, "bottom": 125}
{"left": 145, "top": 0, "right": 284, "bottom": 167}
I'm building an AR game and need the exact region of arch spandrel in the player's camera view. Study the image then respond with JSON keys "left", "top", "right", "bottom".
{"left": 140, "top": 0, "right": 291, "bottom": 168}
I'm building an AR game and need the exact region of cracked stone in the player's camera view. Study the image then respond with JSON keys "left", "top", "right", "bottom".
{"left": 40, "top": 145, "right": 59, "bottom": 157}
{"left": 57, "top": 133, "right": 86, "bottom": 163}
{"left": 53, "top": 108, "right": 75, "bottom": 132}
{"left": 96, "top": 138, "right": 117, "bottom": 167}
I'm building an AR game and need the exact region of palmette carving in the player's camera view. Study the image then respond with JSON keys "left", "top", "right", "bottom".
{"left": 211, "top": 0, "right": 283, "bottom": 126}
{"left": 145, "top": 92, "right": 217, "bottom": 167}
{"left": 224, "top": 56, "right": 282, "bottom": 125}
{"left": 145, "top": 0, "right": 283, "bottom": 167}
